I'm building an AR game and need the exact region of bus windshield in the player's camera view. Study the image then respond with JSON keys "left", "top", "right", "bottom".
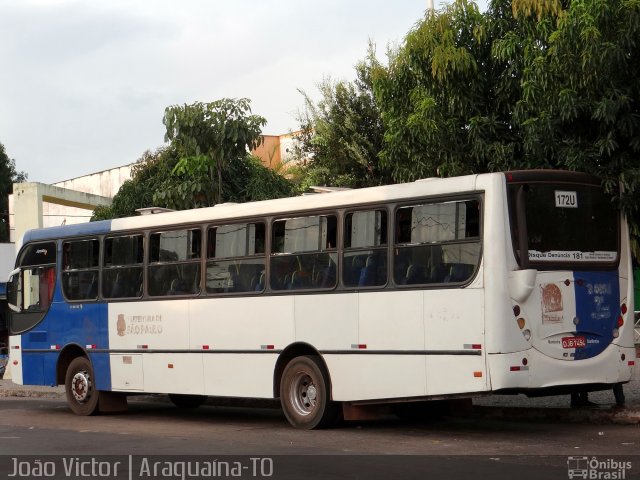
{"left": 508, "top": 181, "right": 619, "bottom": 267}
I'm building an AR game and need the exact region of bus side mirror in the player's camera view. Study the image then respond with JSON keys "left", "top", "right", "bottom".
{"left": 6, "top": 268, "right": 22, "bottom": 313}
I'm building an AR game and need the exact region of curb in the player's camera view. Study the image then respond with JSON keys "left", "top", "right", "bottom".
{"left": 473, "top": 405, "right": 640, "bottom": 425}
{"left": 0, "top": 388, "right": 64, "bottom": 399}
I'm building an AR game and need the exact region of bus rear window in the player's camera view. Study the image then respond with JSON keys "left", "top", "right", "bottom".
{"left": 509, "top": 183, "right": 619, "bottom": 266}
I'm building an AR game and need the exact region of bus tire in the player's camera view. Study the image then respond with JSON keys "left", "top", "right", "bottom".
{"left": 280, "top": 355, "right": 340, "bottom": 429}
{"left": 169, "top": 394, "right": 207, "bottom": 409}
{"left": 65, "top": 356, "right": 99, "bottom": 416}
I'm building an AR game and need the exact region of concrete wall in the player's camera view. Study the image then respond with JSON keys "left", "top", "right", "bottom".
{"left": 6, "top": 132, "right": 302, "bottom": 243}
{"left": 0, "top": 244, "right": 16, "bottom": 282}
{"left": 252, "top": 135, "right": 282, "bottom": 168}
{"left": 9, "top": 164, "right": 133, "bottom": 242}
{"left": 10, "top": 183, "right": 112, "bottom": 246}
{"left": 251, "top": 132, "right": 305, "bottom": 171}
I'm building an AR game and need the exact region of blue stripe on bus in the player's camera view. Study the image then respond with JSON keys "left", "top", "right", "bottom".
{"left": 21, "top": 301, "right": 111, "bottom": 390}
{"left": 573, "top": 270, "right": 619, "bottom": 360}
{"left": 22, "top": 219, "right": 112, "bottom": 243}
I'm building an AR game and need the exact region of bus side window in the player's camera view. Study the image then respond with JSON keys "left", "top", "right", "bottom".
{"left": 206, "top": 223, "right": 266, "bottom": 294}
{"left": 148, "top": 229, "right": 202, "bottom": 297}
{"left": 62, "top": 239, "right": 100, "bottom": 301}
{"left": 103, "top": 235, "right": 144, "bottom": 299}
{"left": 343, "top": 209, "right": 388, "bottom": 288}
{"left": 270, "top": 215, "right": 338, "bottom": 291}
{"left": 394, "top": 200, "right": 481, "bottom": 286}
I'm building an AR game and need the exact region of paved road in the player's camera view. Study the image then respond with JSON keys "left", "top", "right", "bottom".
{"left": 0, "top": 361, "right": 639, "bottom": 479}
{"left": 0, "top": 396, "right": 638, "bottom": 479}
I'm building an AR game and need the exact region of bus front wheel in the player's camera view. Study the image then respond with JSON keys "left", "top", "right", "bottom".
{"left": 280, "top": 355, "right": 340, "bottom": 429}
{"left": 64, "top": 356, "right": 99, "bottom": 416}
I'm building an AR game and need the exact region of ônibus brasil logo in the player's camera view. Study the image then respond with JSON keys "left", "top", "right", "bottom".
{"left": 567, "top": 456, "right": 632, "bottom": 479}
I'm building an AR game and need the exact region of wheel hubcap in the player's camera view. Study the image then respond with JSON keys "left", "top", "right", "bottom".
{"left": 289, "top": 372, "right": 318, "bottom": 416}
{"left": 71, "top": 370, "right": 91, "bottom": 402}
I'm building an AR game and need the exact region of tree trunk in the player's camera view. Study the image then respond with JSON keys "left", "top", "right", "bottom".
{"left": 217, "top": 161, "right": 223, "bottom": 204}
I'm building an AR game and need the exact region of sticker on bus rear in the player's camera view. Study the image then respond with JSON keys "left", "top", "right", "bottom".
{"left": 555, "top": 190, "right": 578, "bottom": 208}
{"left": 529, "top": 250, "right": 617, "bottom": 262}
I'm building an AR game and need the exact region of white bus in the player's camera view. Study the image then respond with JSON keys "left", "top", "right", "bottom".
{"left": 6, "top": 170, "right": 635, "bottom": 428}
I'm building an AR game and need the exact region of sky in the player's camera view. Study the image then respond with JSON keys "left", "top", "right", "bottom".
{"left": 0, "top": 0, "right": 483, "bottom": 184}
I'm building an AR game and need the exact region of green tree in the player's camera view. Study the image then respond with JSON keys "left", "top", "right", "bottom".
{"left": 92, "top": 146, "right": 182, "bottom": 220}
{"left": 512, "top": 0, "right": 640, "bottom": 240}
{"left": 163, "top": 98, "right": 266, "bottom": 203}
{"left": 370, "top": 0, "right": 640, "bottom": 249}
{"left": 371, "top": 0, "right": 527, "bottom": 181}
{"left": 92, "top": 147, "right": 294, "bottom": 221}
{"left": 294, "top": 56, "right": 392, "bottom": 189}
{"left": 0, "top": 143, "right": 27, "bottom": 242}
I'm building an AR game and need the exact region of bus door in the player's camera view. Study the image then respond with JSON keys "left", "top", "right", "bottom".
{"left": 6, "top": 241, "right": 57, "bottom": 385}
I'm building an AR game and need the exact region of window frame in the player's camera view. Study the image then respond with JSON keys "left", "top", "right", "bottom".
{"left": 147, "top": 227, "right": 203, "bottom": 298}
{"left": 269, "top": 211, "right": 339, "bottom": 293}
{"left": 392, "top": 195, "right": 483, "bottom": 289}
{"left": 102, "top": 233, "right": 145, "bottom": 300}
{"left": 61, "top": 237, "right": 101, "bottom": 303}
{"left": 205, "top": 221, "right": 267, "bottom": 296}
{"left": 341, "top": 207, "right": 390, "bottom": 290}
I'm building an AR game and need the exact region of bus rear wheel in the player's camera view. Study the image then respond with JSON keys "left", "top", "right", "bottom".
{"left": 280, "top": 355, "right": 340, "bottom": 429}
{"left": 65, "top": 356, "right": 99, "bottom": 416}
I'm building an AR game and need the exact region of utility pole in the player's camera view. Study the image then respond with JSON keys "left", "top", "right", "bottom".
{"left": 427, "top": 0, "right": 434, "bottom": 11}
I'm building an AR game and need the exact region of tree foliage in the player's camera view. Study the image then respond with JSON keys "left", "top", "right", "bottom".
{"left": 163, "top": 98, "right": 267, "bottom": 203}
{"left": 92, "top": 146, "right": 293, "bottom": 221}
{"left": 372, "top": 0, "right": 529, "bottom": 180}
{"left": 510, "top": 0, "right": 640, "bottom": 236}
{"left": 0, "top": 142, "right": 27, "bottom": 242}
{"left": 296, "top": 0, "right": 640, "bottom": 250}
{"left": 292, "top": 56, "right": 392, "bottom": 190}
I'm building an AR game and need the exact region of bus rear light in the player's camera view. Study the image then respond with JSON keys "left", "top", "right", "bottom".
{"left": 351, "top": 344, "right": 367, "bottom": 350}
{"left": 617, "top": 316, "right": 624, "bottom": 327}
{"left": 522, "top": 358, "right": 528, "bottom": 366}
{"left": 473, "top": 371, "right": 483, "bottom": 377}
{"left": 137, "top": 344, "right": 148, "bottom": 349}
{"left": 13, "top": 361, "right": 18, "bottom": 366}
{"left": 261, "top": 345, "right": 275, "bottom": 350}
{"left": 613, "top": 329, "right": 619, "bottom": 338}
{"left": 85, "top": 344, "right": 96, "bottom": 349}
{"left": 522, "top": 329, "right": 531, "bottom": 341}
{"left": 463, "top": 344, "right": 482, "bottom": 350}
{"left": 513, "top": 305, "right": 521, "bottom": 316}
{"left": 629, "top": 361, "right": 635, "bottom": 366}
{"left": 621, "top": 304, "right": 628, "bottom": 315}
{"left": 50, "top": 345, "right": 60, "bottom": 350}
{"left": 517, "top": 318, "right": 526, "bottom": 329}
{"left": 510, "top": 366, "right": 529, "bottom": 371}
{"left": 202, "top": 345, "right": 210, "bottom": 350}
{"left": 168, "top": 364, "right": 174, "bottom": 369}
{"left": 11, "top": 346, "right": 19, "bottom": 350}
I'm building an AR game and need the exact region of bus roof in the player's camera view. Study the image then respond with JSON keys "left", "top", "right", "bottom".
{"left": 19, "top": 170, "right": 602, "bottom": 242}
